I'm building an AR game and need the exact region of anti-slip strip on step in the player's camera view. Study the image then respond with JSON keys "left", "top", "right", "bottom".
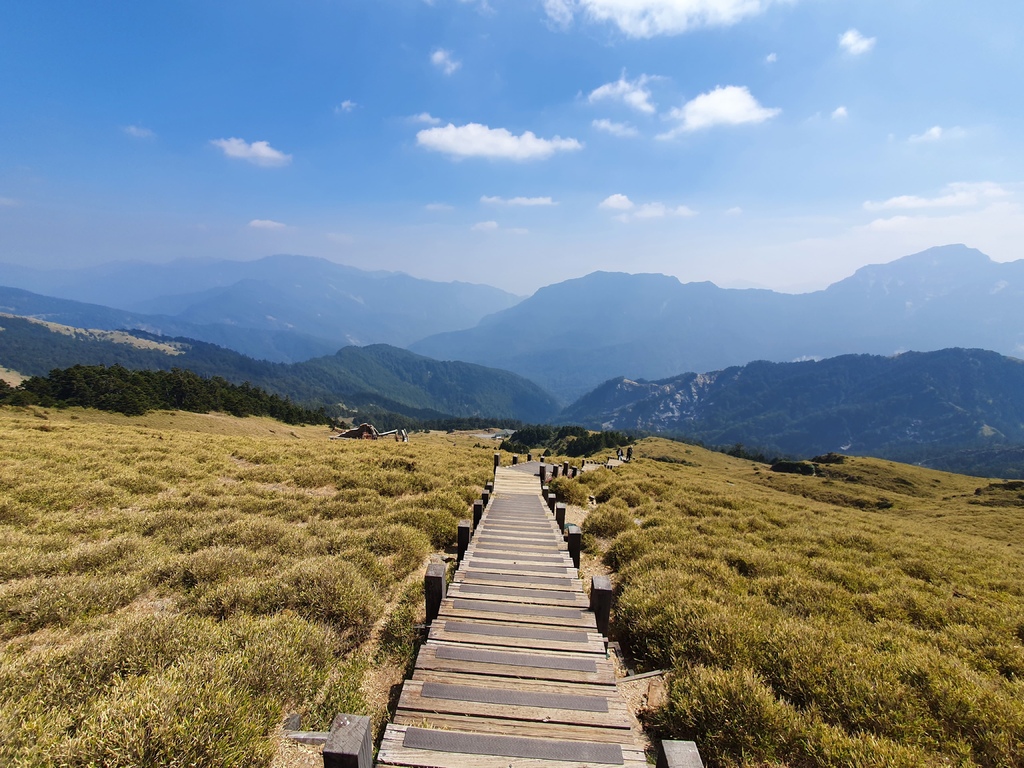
{"left": 451, "top": 598, "right": 583, "bottom": 618}
{"left": 402, "top": 727, "right": 624, "bottom": 765}
{"left": 420, "top": 681, "right": 609, "bottom": 713}
{"left": 444, "top": 620, "right": 588, "bottom": 643}
{"left": 434, "top": 644, "right": 598, "bottom": 672}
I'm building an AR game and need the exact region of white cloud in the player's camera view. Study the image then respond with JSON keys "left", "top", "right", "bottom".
{"left": 417, "top": 123, "right": 582, "bottom": 161}
{"left": 765, "top": 52, "right": 777, "bottom": 63}
{"left": 589, "top": 73, "right": 657, "bottom": 114}
{"left": 863, "top": 181, "right": 1010, "bottom": 212}
{"left": 123, "top": 125, "right": 155, "bottom": 139}
{"left": 336, "top": 100, "right": 357, "bottom": 113}
{"left": 592, "top": 118, "right": 639, "bottom": 137}
{"left": 411, "top": 112, "right": 442, "bottom": 125}
{"left": 472, "top": 220, "right": 500, "bottom": 231}
{"left": 908, "top": 125, "right": 965, "bottom": 143}
{"left": 839, "top": 28, "right": 875, "bottom": 55}
{"left": 0, "top": 197, "right": 19, "bottom": 207}
{"left": 726, "top": 206, "right": 743, "bottom": 215}
{"left": 249, "top": 219, "right": 287, "bottom": 229}
{"left": 599, "top": 193, "right": 635, "bottom": 211}
{"left": 547, "top": 0, "right": 781, "bottom": 38}
{"left": 425, "top": 202, "right": 455, "bottom": 211}
{"left": 431, "top": 48, "right": 461, "bottom": 75}
{"left": 600, "top": 194, "right": 695, "bottom": 221}
{"left": 481, "top": 195, "right": 557, "bottom": 206}
{"left": 831, "top": 106, "right": 848, "bottom": 120}
{"left": 211, "top": 138, "right": 292, "bottom": 167}
{"left": 659, "top": 85, "right": 780, "bottom": 137}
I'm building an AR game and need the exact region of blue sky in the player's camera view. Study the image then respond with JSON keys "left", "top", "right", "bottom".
{"left": 2, "top": 1, "right": 1022, "bottom": 294}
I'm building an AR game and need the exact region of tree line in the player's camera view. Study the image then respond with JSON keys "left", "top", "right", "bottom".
{"left": 0, "top": 365, "right": 330, "bottom": 425}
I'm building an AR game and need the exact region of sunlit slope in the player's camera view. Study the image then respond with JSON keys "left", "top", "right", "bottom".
{"left": 568, "top": 438, "right": 1024, "bottom": 767}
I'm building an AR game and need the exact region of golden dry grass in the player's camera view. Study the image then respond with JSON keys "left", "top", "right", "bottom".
{"left": 559, "top": 438, "right": 1024, "bottom": 767}
{"left": 0, "top": 407, "right": 492, "bottom": 767}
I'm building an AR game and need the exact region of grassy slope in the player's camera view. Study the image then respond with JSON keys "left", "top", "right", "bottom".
{"left": 0, "top": 407, "right": 492, "bottom": 767}
{"left": 564, "top": 439, "right": 1024, "bottom": 767}
{"left": 3, "top": 408, "right": 1023, "bottom": 767}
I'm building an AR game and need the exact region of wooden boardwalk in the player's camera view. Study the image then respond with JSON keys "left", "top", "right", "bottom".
{"left": 377, "top": 463, "right": 648, "bottom": 768}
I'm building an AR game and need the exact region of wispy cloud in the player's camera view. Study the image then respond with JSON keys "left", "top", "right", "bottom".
{"left": 863, "top": 181, "right": 1010, "bottom": 211}
{"left": 211, "top": 138, "right": 292, "bottom": 167}
{"left": 765, "top": 52, "right": 777, "bottom": 63}
{"left": 248, "top": 219, "right": 287, "bottom": 229}
{"left": 411, "top": 112, "right": 442, "bottom": 125}
{"left": 471, "top": 220, "right": 529, "bottom": 234}
{"left": 831, "top": 106, "right": 848, "bottom": 121}
{"left": 417, "top": 123, "right": 582, "bottom": 161}
{"left": 335, "top": 100, "right": 357, "bottom": 113}
{"left": 592, "top": 118, "right": 639, "bottom": 137}
{"left": 431, "top": 48, "right": 461, "bottom": 75}
{"left": 481, "top": 195, "right": 557, "bottom": 206}
{"left": 123, "top": 125, "right": 155, "bottom": 139}
{"left": 839, "top": 28, "right": 875, "bottom": 55}
{"left": 599, "top": 193, "right": 696, "bottom": 221}
{"left": 546, "top": 0, "right": 782, "bottom": 38}
{"left": 908, "top": 125, "right": 965, "bottom": 143}
{"left": 659, "top": 85, "right": 780, "bottom": 138}
{"left": 589, "top": 73, "right": 658, "bottom": 114}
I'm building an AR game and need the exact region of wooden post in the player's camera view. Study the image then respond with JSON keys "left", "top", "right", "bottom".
{"left": 457, "top": 519, "right": 471, "bottom": 564}
{"left": 424, "top": 562, "right": 446, "bottom": 623}
{"left": 562, "top": 461, "right": 569, "bottom": 476}
{"left": 485, "top": 481, "right": 494, "bottom": 494}
{"left": 590, "top": 575, "right": 612, "bottom": 636}
{"left": 493, "top": 452, "right": 500, "bottom": 470}
{"left": 552, "top": 465, "right": 560, "bottom": 479}
{"left": 512, "top": 454, "right": 518, "bottom": 465}
{"left": 657, "top": 741, "right": 704, "bottom": 768}
{"left": 472, "top": 500, "right": 483, "bottom": 528}
{"left": 555, "top": 502, "right": 566, "bottom": 531}
{"left": 539, "top": 465, "right": 548, "bottom": 484}
{"left": 323, "top": 713, "right": 372, "bottom": 768}
{"left": 547, "top": 492, "right": 557, "bottom": 513}
{"left": 527, "top": 452, "right": 533, "bottom": 462}
{"left": 481, "top": 490, "right": 490, "bottom": 507}
{"left": 566, "top": 524, "right": 581, "bottom": 569}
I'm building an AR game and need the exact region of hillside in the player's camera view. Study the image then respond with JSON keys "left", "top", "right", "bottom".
{"left": 1, "top": 409, "right": 1021, "bottom": 767}
{"left": 0, "top": 254, "right": 521, "bottom": 360}
{"left": 561, "top": 348, "right": 1024, "bottom": 477}
{"left": 0, "top": 314, "right": 560, "bottom": 422}
{"left": 412, "top": 245, "right": 1024, "bottom": 399}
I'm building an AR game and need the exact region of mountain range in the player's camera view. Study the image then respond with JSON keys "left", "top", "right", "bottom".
{"left": 412, "top": 244, "right": 1024, "bottom": 400}
{"left": 0, "top": 314, "right": 559, "bottom": 422}
{"left": 562, "top": 348, "right": 1024, "bottom": 476}
{"left": 0, "top": 254, "right": 520, "bottom": 362}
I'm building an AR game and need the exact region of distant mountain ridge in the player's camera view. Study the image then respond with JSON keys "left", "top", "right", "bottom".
{"left": 0, "top": 314, "right": 559, "bottom": 422}
{"left": 560, "top": 348, "right": 1024, "bottom": 477}
{"left": 0, "top": 254, "right": 521, "bottom": 361}
{"left": 412, "top": 245, "right": 1024, "bottom": 399}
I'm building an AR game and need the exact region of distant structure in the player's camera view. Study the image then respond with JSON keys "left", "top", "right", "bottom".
{"left": 330, "top": 423, "right": 408, "bottom": 441}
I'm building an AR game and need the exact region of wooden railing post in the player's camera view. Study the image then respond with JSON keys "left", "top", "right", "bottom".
{"left": 424, "top": 562, "right": 446, "bottom": 623}
{"left": 481, "top": 490, "right": 490, "bottom": 507}
{"left": 552, "top": 464, "right": 560, "bottom": 478}
{"left": 590, "top": 575, "right": 612, "bottom": 636}
{"left": 512, "top": 454, "right": 518, "bottom": 465}
{"left": 457, "top": 519, "right": 471, "bottom": 564}
{"left": 566, "top": 524, "right": 581, "bottom": 569}
{"left": 562, "top": 461, "right": 569, "bottom": 476}
{"left": 547, "top": 492, "right": 557, "bottom": 513}
{"left": 323, "top": 713, "right": 372, "bottom": 768}
{"left": 539, "top": 464, "right": 547, "bottom": 484}
{"left": 493, "top": 452, "right": 500, "bottom": 470}
{"left": 555, "top": 502, "right": 566, "bottom": 531}
{"left": 527, "top": 452, "right": 533, "bottom": 462}
{"left": 657, "top": 741, "right": 704, "bottom": 768}
{"left": 472, "top": 500, "right": 483, "bottom": 528}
